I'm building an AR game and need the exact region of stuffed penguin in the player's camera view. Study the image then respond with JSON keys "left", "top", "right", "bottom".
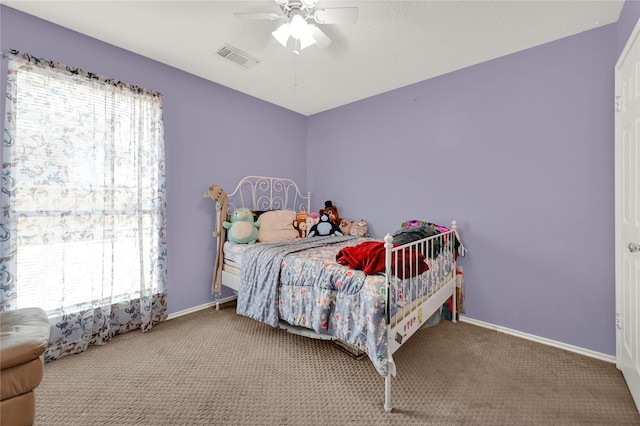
{"left": 308, "top": 212, "right": 343, "bottom": 237}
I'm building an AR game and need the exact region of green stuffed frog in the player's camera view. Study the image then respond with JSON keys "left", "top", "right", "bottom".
{"left": 223, "top": 207, "right": 260, "bottom": 244}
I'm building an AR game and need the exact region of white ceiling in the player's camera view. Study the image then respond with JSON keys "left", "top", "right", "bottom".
{"left": 1, "top": 0, "right": 625, "bottom": 116}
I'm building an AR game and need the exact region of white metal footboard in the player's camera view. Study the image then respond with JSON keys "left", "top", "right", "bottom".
{"left": 383, "top": 221, "right": 460, "bottom": 413}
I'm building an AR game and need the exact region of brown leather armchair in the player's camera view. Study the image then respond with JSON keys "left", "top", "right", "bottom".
{"left": 0, "top": 308, "right": 50, "bottom": 426}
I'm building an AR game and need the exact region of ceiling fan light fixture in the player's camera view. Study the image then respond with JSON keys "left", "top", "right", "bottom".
{"left": 272, "top": 22, "right": 291, "bottom": 47}
{"left": 298, "top": 28, "right": 317, "bottom": 49}
{"left": 273, "top": 13, "right": 316, "bottom": 52}
{"left": 300, "top": 0, "right": 319, "bottom": 8}
{"left": 289, "top": 14, "right": 308, "bottom": 39}
{"left": 237, "top": 1, "right": 358, "bottom": 54}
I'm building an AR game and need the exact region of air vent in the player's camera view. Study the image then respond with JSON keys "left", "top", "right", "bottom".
{"left": 216, "top": 44, "right": 260, "bottom": 69}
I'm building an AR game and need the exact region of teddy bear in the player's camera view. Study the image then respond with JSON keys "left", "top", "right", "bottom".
{"left": 319, "top": 200, "right": 340, "bottom": 225}
{"left": 223, "top": 207, "right": 260, "bottom": 244}
{"left": 308, "top": 211, "right": 343, "bottom": 237}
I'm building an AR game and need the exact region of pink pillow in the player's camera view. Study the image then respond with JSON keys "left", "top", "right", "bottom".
{"left": 257, "top": 210, "right": 299, "bottom": 243}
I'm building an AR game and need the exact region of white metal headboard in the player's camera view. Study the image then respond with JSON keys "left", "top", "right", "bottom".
{"left": 205, "top": 176, "right": 310, "bottom": 294}
{"left": 226, "top": 176, "right": 311, "bottom": 214}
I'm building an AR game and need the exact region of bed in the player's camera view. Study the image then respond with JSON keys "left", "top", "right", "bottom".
{"left": 205, "top": 176, "right": 464, "bottom": 412}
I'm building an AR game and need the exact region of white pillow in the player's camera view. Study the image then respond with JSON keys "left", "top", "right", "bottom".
{"left": 257, "top": 210, "right": 299, "bottom": 243}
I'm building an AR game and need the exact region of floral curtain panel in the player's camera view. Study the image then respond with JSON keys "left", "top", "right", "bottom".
{"left": 1, "top": 51, "right": 168, "bottom": 360}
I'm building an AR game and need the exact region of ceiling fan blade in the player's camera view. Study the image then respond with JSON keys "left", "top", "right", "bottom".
{"left": 308, "top": 24, "right": 332, "bottom": 49}
{"left": 234, "top": 12, "right": 284, "bottom": 21}
{"left": 313, "top": 7, "right": 359, "bottom": 25}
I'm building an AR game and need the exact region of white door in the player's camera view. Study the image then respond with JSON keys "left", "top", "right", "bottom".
{"left": 615, "top": 17, "right": 640, "bottom": 414}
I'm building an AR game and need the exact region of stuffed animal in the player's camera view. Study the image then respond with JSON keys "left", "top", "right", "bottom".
{"left": 204, "top": 183, "right": 228, "bottom": 237}
{"left": 339, "top": 218, "right": 352, "bottom": 236}
{"left": 204, "top": 183, "right": 226, "bottom": 203}
{"left": 350, "top": 218, "right": 369, "bottom": 237}
{"left": 293, "top": 211, "right": 309, "bottom": 238}
{"left": 304, "top": 216, "right": 315, "bottom": 236}
{"left": 293, "top": 219, "right": 308, "bottom": 238}
{"left": 308, "top": 212, "right": 320, "bottom": 224}
{"left": 308, "top": 212, "right": 343, "bottom": 237}
{"left": 223, "top": 207, "right": 260, "bottom": 244}
{"left": 319, "top": 200, "right": 340, "bottom": 225}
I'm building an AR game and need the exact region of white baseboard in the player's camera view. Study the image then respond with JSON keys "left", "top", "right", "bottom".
{"left": 459, "top": 316, "right": 616, "bottom": 364}
{"left": 166, "top": 303, "right": 615, "bottom": 363}
{"left": 166, "top": 295, "right": 238, "bottom": 321}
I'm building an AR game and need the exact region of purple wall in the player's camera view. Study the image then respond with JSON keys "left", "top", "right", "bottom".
{"left": 2, "top": 2, "right": 639, "bottom": 356}
{"left": 308, "top": 23, "right": 622, "bottom": 355}
{"left": 0, "top": 5, "right": 308, "bottom": 315}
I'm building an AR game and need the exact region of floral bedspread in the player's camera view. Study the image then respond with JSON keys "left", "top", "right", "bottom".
{"left": 236, "top": 235, "right": 455, "bottom": 376}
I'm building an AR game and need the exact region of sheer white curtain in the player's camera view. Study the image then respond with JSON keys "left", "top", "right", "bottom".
{"left": 1, "top": 51, "right": 167, "bottom": 360}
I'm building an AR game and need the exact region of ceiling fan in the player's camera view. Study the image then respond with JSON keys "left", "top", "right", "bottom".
{"left": 235, "top": 0, "right": 359, "bottom": 54}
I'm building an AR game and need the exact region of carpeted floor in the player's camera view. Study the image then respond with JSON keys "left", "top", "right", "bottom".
{"left": 34, "top": 306, "right": 640, "bottom": 425}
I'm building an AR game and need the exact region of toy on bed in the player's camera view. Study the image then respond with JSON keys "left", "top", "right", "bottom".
{"left": 308, "top": 211, "right": 343, "bottom": 237}
{"left": 293, "top": 211, "right": 310, "bottom": 238}
{"left": 305, "top": 216, "right": 315, "bottom": 235}
{"left": 331, "top": 215, "right": 369, "bottom": 237}
{"left": 339, "top": 218, "right": 352, "bottom": 235}
{"left": 350, "top": 218, "right": 369, "bottom": 237}
{"left": 223, "top": 207, "right": 260, "bottom": 244}
{"left": 319, "top": 200, "right": 340, "bottom": 224}
{"left": 308, "top": 212, "right": 320, "bottom": 224}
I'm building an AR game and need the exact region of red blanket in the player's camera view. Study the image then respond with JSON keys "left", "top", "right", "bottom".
{"left": 335, "top": 241, "right": 429, "bottom": 277}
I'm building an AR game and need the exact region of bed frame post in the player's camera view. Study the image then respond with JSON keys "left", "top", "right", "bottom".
{"left": 383, "top": 233, "right": 394, "bottom": 413}
{"left": 450, "top": 220, "right": 458, "bottom": 323}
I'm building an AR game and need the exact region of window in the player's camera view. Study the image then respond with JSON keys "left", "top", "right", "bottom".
{"left": 1, "top": 50, "right": 167, "bottom": 359}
